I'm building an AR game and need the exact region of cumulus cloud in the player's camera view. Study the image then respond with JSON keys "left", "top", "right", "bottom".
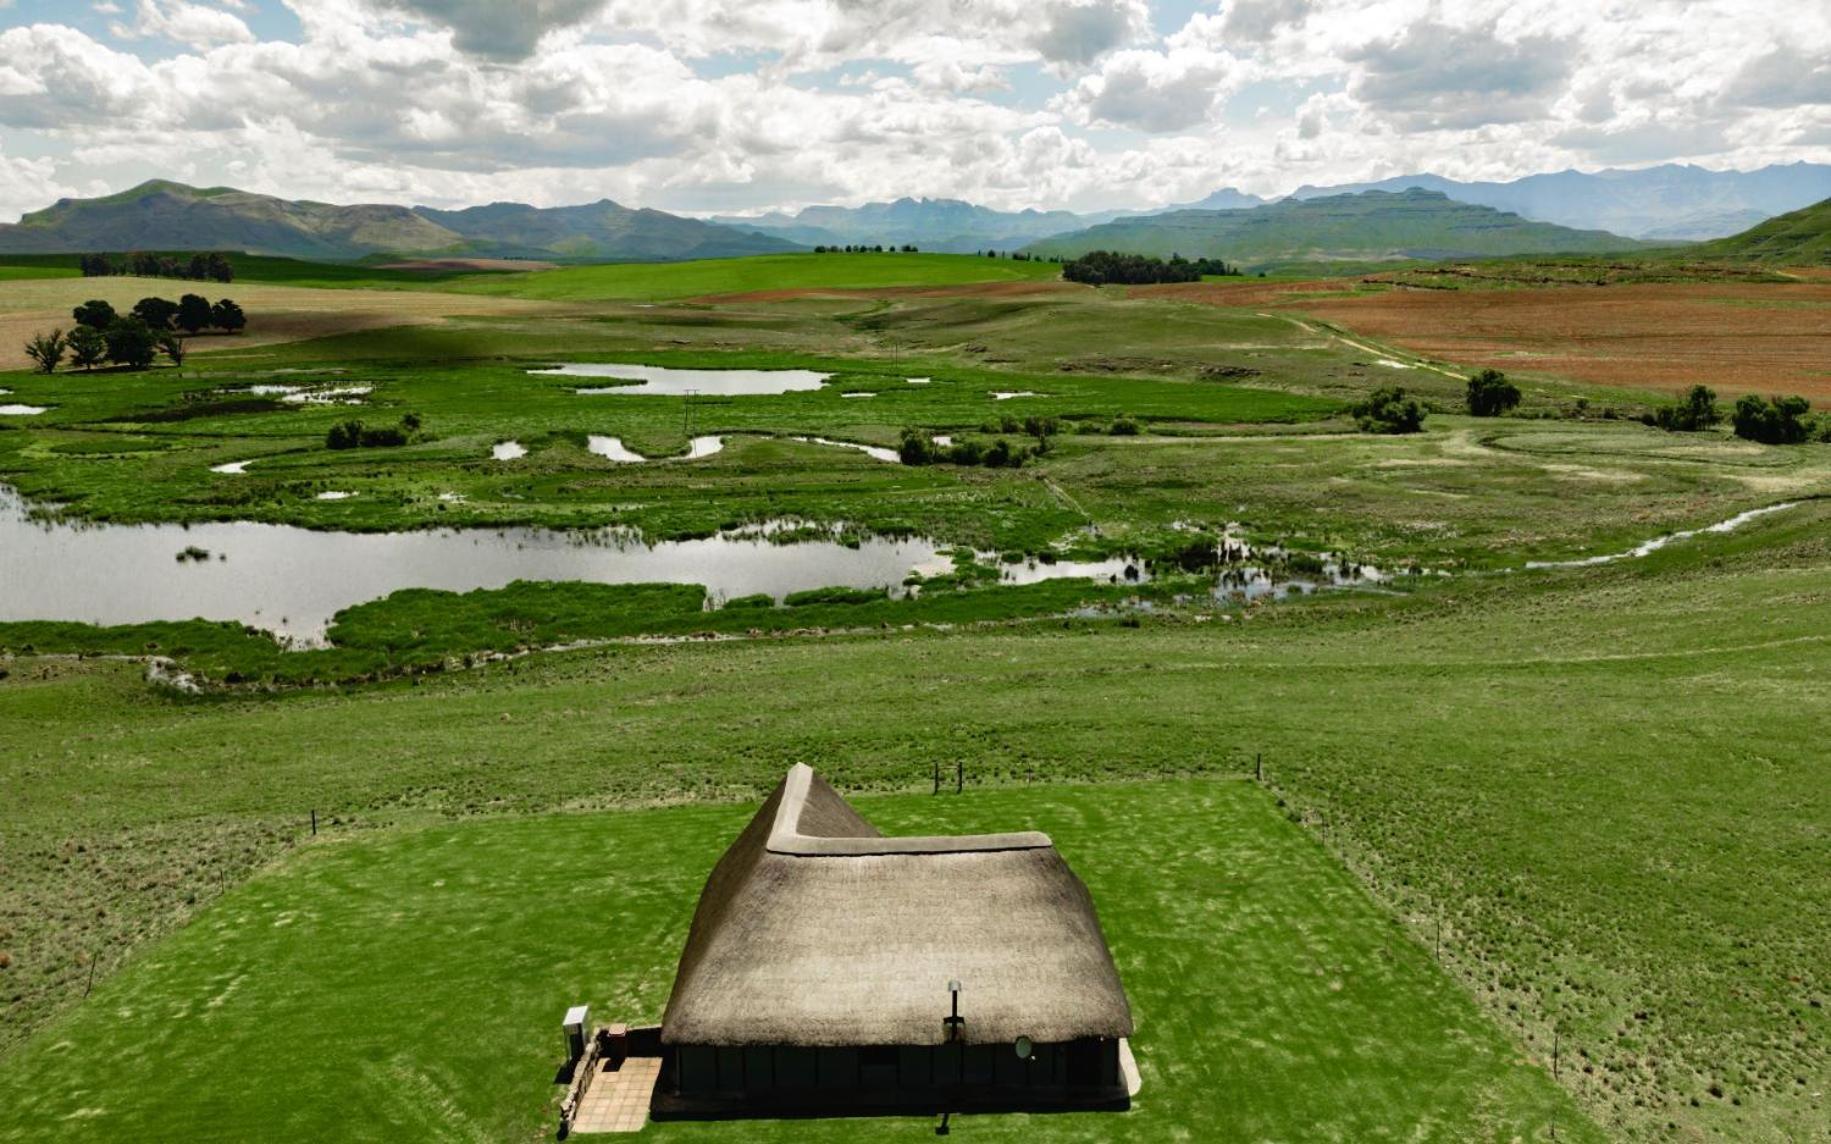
{"left": 1722, "top": 45, "right": 1831, "bottom": 109}
{"left": 364, "top": 0, "right": 607, "bottom": 61}
{"left": 0, "top": 0, "right": 1826, "bottom": 220}
{"left": 1061, "top": 46, "right": 1238, "bottom": 133}
{"left": 1028, "top": 0, "right": 1151, "bottom": 66}
{"left": 113, "top": 0, "right": 255, "bottom": 48}
{"left": 1347, "top": 18, "right": 1574, "bottom": 130}
{"left": 1220, "top": 0, "right": 1311, "bottom": 43}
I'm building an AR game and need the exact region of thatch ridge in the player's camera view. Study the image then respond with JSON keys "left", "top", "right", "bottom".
{"left": 660, "top": 765, "right": 1133, "bottom": 1047}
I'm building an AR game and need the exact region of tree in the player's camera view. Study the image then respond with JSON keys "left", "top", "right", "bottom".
{"left": 157, "top": 332, "right": 186, "bottom": 367}
{"left": 103, "top": 318, "right": 158, "bottom": 370}
{"left": 1731, "top": 394, "right": 1812, "bottom": 444}
{"left": 1466, "top": 368, "right": 1521, "bottom": 417}
{"left": 211, "top": 298, "right": 246, "bottom": 334}
{"left": 131, "top": 296, "right": 179, "bottom": 331}
{"left": 175, "top": 293, "right": 213, "bottom": 334}
{"left": 72, "top": 299, "right": 117, "bottom": 330}
{"left": 68, "top": 325, "right": 107, "bottom": 371}
{"left": 1654, "top": 385, "right": 1720, "bottom": 432}
{"left": 24, "top": 328, "right": 67, "bottom": 374}
{"left": 1351, "top": 386, "right": 1426, "bottom": 434}
{"left": 206, "top": 253, "right": 234, "bottom": 283}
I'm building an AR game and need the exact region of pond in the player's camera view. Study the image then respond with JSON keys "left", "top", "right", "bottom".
{"left": 587, "top": 435, "right": 725, "bottom": 462}
{"left": 491, "top": 441, "right": 528, "bottom": 461}
{"left": 0, "top": 405, "right": 50, "bottom": 416}
{"left": 0, "top": 486, "right": 961, "bottom": 641}
{"left": 533, "top": 363, "right": 831, "bottom": 396}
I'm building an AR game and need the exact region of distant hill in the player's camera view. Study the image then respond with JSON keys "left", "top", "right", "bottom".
{"left": 708, "top": 196, "right": 1127, "bottom": 254}
{"left": 1691, "top": 197, "right": 1831, "bottom": 263}
{"left": 0, "top": 180, "right": 800, "bottom": 262}
{"left": 413, "top": 200, "right": 793, "bottom": 262}
{"left": 1023, "top": 189, "right": 1646, "bottom": 264}
{"left": 1284, "top": 163, "right": 1831, "bottom": 241}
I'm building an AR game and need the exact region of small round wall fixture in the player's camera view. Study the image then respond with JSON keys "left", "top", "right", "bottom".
{"left": 1014, "top": 1035, "right": 1033, "bottom": 1060}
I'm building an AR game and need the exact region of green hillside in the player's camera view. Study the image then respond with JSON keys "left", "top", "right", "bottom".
{"left": 1692, "top": 196, "right": 1831, "bottom": 263}
{"left": 1024, "top": 189, "right": 1646, "bottom": 265}
{"left": 0, "top": 180, "right": 800, "bottom": 263}
{"left": 0, "top": 180, "right": 461, "bottom": 259}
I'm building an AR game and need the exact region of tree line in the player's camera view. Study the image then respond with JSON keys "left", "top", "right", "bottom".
{"left": 1061, "top": 250, "right": 1242, "bottom": 285}
{"left": 812, "top": 244, "right": 922, "bottom": 253}
{"left": 79, "top": 251, "right": 234, "bottom": 283}
{"left": 23, "top": 294, "right": 247, "bottom": 374}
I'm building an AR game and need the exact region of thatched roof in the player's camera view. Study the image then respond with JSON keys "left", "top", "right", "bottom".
{"left": 660, "top": 765, "right": 1133, "bottom": 1047}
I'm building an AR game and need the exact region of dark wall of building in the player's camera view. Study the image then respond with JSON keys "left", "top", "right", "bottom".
{"left": 663, "top": 1037, "right": 1123, "bottom": 1115}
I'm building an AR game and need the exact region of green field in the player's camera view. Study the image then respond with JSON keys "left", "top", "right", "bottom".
{"left": 3, "top": 248, "right": 1829, "bottom": 1141}
{"left": 439, "top": 251, "right": 1061, "bottom": 301}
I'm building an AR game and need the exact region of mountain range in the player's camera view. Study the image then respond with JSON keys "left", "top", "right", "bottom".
{"left": 713, "top": 163, "right": 1830, "bottom": 252}
{"left": 0, "top": 180, "right": 797, "bottom": 262}
{"left": 2, "top": 163, "right": 1826, "bottom": 267}
{"left": 1022, "top": 189, "right": 1647, "bottom": 263}
{"left": 1282, "top": 162, "right": 1831, "bottom": 240}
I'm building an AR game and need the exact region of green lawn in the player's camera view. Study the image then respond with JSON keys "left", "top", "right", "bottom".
{"left": 441, "top": 252, "right": 1061, "bottom": 301}
{"left": 0, "top": 780, "right": 1595, "bottom": 1143}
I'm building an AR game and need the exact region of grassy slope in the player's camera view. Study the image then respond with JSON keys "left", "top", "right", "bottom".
{"left": 1, "top": 508, "right": 1826, "bottom": 1139}
{"left": 0, "top": 781, "right": 1595, "bottom": 1143}
{"left": 441, "top": 251, "right": 1060, "bottom": 301}
{"left": 1693, "top": 196, "right": 1831, "bottom": 263}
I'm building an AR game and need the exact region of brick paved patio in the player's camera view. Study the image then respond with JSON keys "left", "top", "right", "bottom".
{"left": 570, "top": 1056, "right": 661, "bottom": 1134}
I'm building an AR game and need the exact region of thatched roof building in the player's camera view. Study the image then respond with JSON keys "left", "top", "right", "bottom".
{"left": 655, "top": 764, "right": 1134, "bottom": 1117}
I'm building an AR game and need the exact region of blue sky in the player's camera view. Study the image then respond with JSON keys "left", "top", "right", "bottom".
{"left": 0, "top": 0, "right": 1825, "bottom": 220}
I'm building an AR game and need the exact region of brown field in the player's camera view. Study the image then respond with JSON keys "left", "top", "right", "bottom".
{"left": 0, "top": 277, "right": 568, "bottom": 370}
{"left": 1156, "top": 279, "right": 1831, "bottom": 399}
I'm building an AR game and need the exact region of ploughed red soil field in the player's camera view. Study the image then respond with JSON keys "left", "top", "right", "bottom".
{"left": 1151, "top": 279, "right": 1831, "bottom": 400}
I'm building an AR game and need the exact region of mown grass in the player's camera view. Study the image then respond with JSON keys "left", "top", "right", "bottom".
{"left": 2, "top": 507, "right": 1826, "bottom": 1139}
{"left": 0, "top": 780, "right": 1596, "bottom": 1143}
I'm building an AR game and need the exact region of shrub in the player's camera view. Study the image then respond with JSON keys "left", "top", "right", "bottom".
{"left": 1466, "top": 369, "right": 1521, "bottom": 417}
{"left": 1730, "top": 394, "right": 1812, "bottom": 444}
{"left": 326, "top": 420, "right": 365, "bottom": 450}
{"left": 1109, "top": 416, "right": 1141, "bottom": 436}
{"left": 1654, "top": 385, "right": 1720, "bottom": 432}
{"left": 1351, "top": 386, "right": 1426, "bottom": 434}
{"left": 328, "top": 417, "right": 415, "bottom": 450}
{"left": 782, "top": 586, "right": 886, "bottom": 607}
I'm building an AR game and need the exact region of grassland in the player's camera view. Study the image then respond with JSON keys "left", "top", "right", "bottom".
{"left": 3, "top": 248, "right": 1829, "bottom": 1141}
{"left": 2, "top": 508, "right": 1826, "bottom": 1139}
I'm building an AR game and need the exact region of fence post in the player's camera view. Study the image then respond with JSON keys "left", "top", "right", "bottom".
{"left": 955, "top": 760, "right": 963, "bottom": 795}
{"left": 932, "top": 760, "right": 940, "bottom": 796}
{"left": 1255, "top": 753, "right": 1262, "bottom": 782}
{"left": 311, "top": 808, "right": 317, "bottom": 836}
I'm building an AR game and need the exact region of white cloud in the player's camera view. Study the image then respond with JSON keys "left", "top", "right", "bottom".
{"left": 114, "top": 0, "right": 255, "bottom": 48}
{"left": 0, "top": 0, "right": 1825, "bottom": 219}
